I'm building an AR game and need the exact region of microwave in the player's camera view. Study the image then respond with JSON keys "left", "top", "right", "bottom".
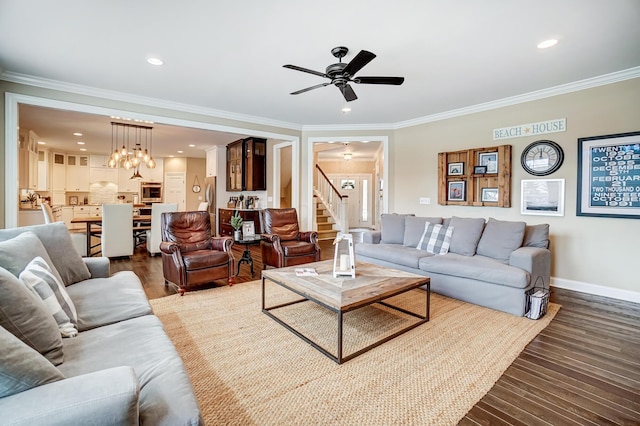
{"left": 140, "top": 182, "right": 163, "bottom": 203}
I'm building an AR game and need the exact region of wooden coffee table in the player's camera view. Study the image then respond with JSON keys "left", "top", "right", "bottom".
{"left": 261, "top": 260, "right": 430, "bottom": 364}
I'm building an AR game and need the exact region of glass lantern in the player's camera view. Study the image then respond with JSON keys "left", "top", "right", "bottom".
{"left": 333, "top": 233, "right": 355, "bottom": 278}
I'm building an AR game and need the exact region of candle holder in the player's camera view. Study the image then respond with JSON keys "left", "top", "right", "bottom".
{"left": 333, "top": 233, "right": 355, "bottom": 279}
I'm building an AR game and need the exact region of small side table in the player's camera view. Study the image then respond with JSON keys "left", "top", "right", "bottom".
{"left": 234, "top": 234, "right": 262, "bottom": 277}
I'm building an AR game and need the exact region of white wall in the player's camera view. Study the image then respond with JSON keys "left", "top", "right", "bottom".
{"left": 392, "top": 78, "right": 640, "bottom": 296}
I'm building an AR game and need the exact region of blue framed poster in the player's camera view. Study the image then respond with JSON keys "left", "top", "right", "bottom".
{"left": 577, "top": 131, "right": 640, "bottom": 219}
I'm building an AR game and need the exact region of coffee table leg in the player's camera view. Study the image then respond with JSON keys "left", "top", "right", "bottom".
{"left": 338, "top": 311, "right": 343, "bottom": 364}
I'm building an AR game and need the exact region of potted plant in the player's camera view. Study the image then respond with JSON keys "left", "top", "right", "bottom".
{"left": 230, "top": 211, "right": 243, "bottom": 241}
{"left": 26, "top": 191, "right": 38, "bottom": 208}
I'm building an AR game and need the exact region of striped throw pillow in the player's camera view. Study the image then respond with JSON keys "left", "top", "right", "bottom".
{"left": 19, "top": 257, "right": 78, "bottom": 337}
{"left": 416, "top": 223, "right": 454, "bottom": 255}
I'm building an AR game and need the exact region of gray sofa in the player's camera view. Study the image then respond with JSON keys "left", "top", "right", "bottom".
{"left": 0, "top": 222, "right": 202, "bottom": 425}
{"left": 355, "top": 215, "right": 551, "bottom": 316}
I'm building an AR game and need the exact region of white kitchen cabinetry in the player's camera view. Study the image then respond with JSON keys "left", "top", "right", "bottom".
{"left": 206, "top": 149, "right": 218, "bottom": 177}
{"left": 141, "top": 158, "right": 164, "bottom": 182}
{"left": 118, "top": 169, "right": 141, "bottom": 193}
{"left": 18, "top": 210, "right": 44, "bottom": 227}
{"left": 66, "top": 154, "right": 90, "bottom": 191}
{"left": 61, "top": 206, "right": 74, "bottom": 229}
{"left": 71, "top": 205, "right": 100, "bottom": 230}
{"left": 90, "top": 167, "right": 118, "bottom": 183}
{"left": 90, "top": 155, "right": 109, "bottom": 168}
{"left": 51, "top": 153, "right": 66, "bottom": 191}
{"left": 18, "top": 130, "right": 38, "bottom": 190}
{"left": 37, "top": 149, "right": 49, "bottom": 191}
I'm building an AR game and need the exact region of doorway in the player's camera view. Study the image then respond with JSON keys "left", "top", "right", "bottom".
{"left": 164, "top": 172, "right": 186, "bottom": 211}
{"left": 328, "top": 173, "right": 373, "bottom": 229}
{"left": 272, "top": 141, "right": 298, "bottom": 210}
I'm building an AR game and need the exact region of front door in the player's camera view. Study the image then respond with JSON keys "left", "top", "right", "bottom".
{"left": 164, "top": 172, "right": 186, "bottom": 211}
{"left": 328, "top": 173, "right": 373, "bottom": 229}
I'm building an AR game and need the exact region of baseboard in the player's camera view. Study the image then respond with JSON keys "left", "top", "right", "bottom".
{"left": 551, "top": 277, "right": 640, "bottom": 304}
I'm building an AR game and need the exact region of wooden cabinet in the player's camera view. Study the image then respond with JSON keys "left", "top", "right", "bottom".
{"left": 218, "top": 208, "right": 262, "bottom": 237}
{"left": 226, "top": 137, "right": 267, "bottom": 191}
{"left": 438, "top": 144, "right": 512, "bottom": 207}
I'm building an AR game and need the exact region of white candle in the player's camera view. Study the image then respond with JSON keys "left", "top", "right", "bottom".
{"left": 339, "top": 254, "right": 349, "bottom": 271}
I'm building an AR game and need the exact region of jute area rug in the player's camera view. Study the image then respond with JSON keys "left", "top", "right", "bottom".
{"left": 150, "top": 280, "right": 559, "bottom": 425}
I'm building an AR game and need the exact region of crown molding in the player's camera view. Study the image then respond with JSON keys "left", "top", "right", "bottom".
{"left": 393, "top": 66, "right": 640, "bottom": 129}
{"left": 0, "top": 71, "right": 303, "bottom": 131}
{"left": 3, "top": 67, "right": 639, "bottom": 133}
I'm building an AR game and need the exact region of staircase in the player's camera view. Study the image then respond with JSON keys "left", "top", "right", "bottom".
{"left": 315, "top": 197, "right": 339, "bottom": 241}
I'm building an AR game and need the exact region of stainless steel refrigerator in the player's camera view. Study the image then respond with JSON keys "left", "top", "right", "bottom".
{"left": 204, "top": 176, "right": 217, "bottom": 234}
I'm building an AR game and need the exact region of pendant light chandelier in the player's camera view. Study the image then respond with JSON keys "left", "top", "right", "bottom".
{"left": 109, "top": 122, "right": 156, "bottom": 180}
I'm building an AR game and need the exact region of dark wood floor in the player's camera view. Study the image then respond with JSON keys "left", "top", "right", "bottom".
{"left": 111, "top": 243, "right": 640, "bottom": 425}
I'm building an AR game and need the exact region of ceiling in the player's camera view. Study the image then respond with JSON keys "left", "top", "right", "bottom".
{"left": 2, "top": 1, "right": 640, "bottom": 156}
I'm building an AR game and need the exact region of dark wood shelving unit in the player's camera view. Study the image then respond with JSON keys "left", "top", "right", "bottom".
{"left": 226, "top": 137, "right": 267, "bottom": 191}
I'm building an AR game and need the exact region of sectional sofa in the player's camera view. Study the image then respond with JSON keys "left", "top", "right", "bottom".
{"left": 0, "top": 222, "right": 202, "bottom": 425}
{"left": 355, "top": 215, "right": 551, "bottom": 316}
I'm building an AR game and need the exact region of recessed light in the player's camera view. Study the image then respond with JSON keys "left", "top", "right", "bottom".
{"left": 169, "top": 155, "right": 175, "bottom": 158}
{"left": 147, "top": 57, "right": 164, "bottom": 66}
{"left": 537, "top": 39, "right": 558, "bottom": 49}
{"left": 79, "top": 148, "right": 87, "bottom": 151}
{"left": 177, "top": 150, "right": 184, "bottom": 154}
{"left": 188, "top": 144, "right": 195, "bottom": 148}
{"left": 37, "top": 141, "right": 46, "bottom": 145}
{"left": 341, "top": 106, "right": 352, "bottom": 113}
{"left": 73, "top": 132, "right": 83, "bottom": 136}
{"left": 76, "top": 141, "right": 85, "bottom": 145}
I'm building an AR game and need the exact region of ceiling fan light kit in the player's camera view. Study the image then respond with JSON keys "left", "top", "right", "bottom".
{"left": 284, "top": 46, "right": 404, "bottom": 102}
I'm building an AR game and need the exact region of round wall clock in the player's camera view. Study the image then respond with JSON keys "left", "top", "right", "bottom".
{"left": 521, "top": 140, "right": 564, "bottom": 176}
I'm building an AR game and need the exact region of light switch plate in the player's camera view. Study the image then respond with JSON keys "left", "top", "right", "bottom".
{"left": 419, "top": 197, "right": 430, "bottom": 205}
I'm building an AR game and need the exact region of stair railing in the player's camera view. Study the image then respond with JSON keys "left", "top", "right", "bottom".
{"left": 314, "top": 164, "right": 349, "bottom": 233}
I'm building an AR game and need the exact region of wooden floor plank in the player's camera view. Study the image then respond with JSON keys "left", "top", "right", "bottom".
{"left": 112, "top": 241, "right": 640, "bottom": 425}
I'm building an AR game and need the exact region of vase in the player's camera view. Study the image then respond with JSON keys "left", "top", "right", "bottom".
{"left": 234, "top": 230, "right": 242, "bottom": 241}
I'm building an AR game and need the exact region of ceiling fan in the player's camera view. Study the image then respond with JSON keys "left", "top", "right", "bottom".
{"left": 284, "top": 46, "right": 405, "bottom": 102}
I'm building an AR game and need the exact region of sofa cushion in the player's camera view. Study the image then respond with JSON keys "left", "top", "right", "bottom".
{"left": 0, "top": 266, "right": 64, "bottom": 365}
{"left": 65, "top": 271, "right": 152, "bottom": 331}
{"left": 0, "top": 231, "right": 63, "bottom": 284}
{"left": 0, "top": 223, "right": 91, "bottom": 286}
{"left": 448, "top": 217, "right": 486, "bottom": 256}
{"left": 380, "top": 214, "right": 413, "bottom": 244}
{"left": 403, "top": 216, "right": 443, "bottom": 247}
{"left": 356, "top": 243, "right": 433, "bottom": 269}
{"left": 418, "top": 253, "right": 530, "bottom": 289}
{"left": 58, "top": 315, "right": 202, "bottom": 426}
{"left": 523, "top": 223, "right": 550, "bottom": 249}
{"left": 19, "top": 257, "right": 78, "bottom": 337}
{"left": 417, "top": 223, "right": 454, "bottom": 255}
{"left": 476, "top": 218, "right": 526, "bottom": 261}
{"left": 0, "top": 325, "right": 65, "bottom": 398}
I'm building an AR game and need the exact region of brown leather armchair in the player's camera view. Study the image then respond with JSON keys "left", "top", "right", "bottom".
{"left": 160, "top": 211, "right": 234, "bottom": 295}
{"left": 260, "top": 208, "right": 320, "bottom": 269}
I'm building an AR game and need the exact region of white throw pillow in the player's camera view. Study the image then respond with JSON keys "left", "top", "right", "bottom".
{"left": 417, "top": 223, "right": 454, "bottom": 255}
{"left": 19, "top": 257, "right": 78, "bottom": 337}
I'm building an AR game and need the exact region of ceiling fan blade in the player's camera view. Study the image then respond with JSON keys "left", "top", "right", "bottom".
{"left": 339, "top": 84, "right": 358, "bottom": 102}
{"left": 290, "top": 82, "right": 331, "bottom": 95}
{"left": 342, "top": 50, "right": 376, "bottom": 76}
{"left": 283, "top": 64, "right": 326, "bottom": 78}
{"left": 354, "top": 76, "right": 405, "bottom": 85}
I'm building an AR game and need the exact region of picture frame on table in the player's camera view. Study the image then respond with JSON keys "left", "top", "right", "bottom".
{"left": 474, "top": 165, "right": 487, "bottom": 175}
{"left": 577, "top": 131, "right": 640, "bottom": 219}
{"left": 242, "top": 221, "right": 255, "bottom": 237}
{"left": 448, "top": 162, "right": 464, "bottom": 176}
{"left": 478, "top": 152, "right": 498, "bottom": 174}
{"left": 521, "top": 179, "right": 565, "bottom": 216}
{"left": 447, "top": 181, "right": 466, "bottom": 201}
{"left": 481, "top": 187, "right": 499, "bottom": 203}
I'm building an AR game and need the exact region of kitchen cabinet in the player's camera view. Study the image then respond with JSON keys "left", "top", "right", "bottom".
{"left": 18, "top": 130, "right": 38, "bottom": 190}
{"left": 66, "top": 154, "right": 90, "bottom": 191}
{"left": 140, "top": 158, "right": 164, "bottom": 182}
{"left": 71, "top": 205, "right": 101, "bottom": 230}
{"left": 90, "top": 155, "right": 109, "bottom": 168}
{"left": 18, "top": 209, "right": 44, "bottom": 227}
{"left": 226, "top": 137, "right": 267, "bottom": 191}
{"left": 51, "top": 152, "right": 66, "bottom": 191}
{"left": 218, "top": 208, "right": 262, "bottom": 237}
{"left": 90, "top": 166, "right": 118, "bottom": 183}
{"left": 118, "top": 169, "right": 141, "bottom": 193}
{"left": 61, "top": 206, "right": 74, "bottom": 229}
{"left": 37, "top": 149, "right": 49, "bottom": 191}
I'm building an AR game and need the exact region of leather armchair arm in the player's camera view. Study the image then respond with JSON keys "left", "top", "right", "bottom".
{"left": 211, "top": 236, "right": 233, "bottom": 252}
{"left": 261, "top": 233, "right": 281, "bottom": 245}
{"left": 298, "top": 231, "right": 319, "bottom": 244}
{"left": 159, "top": 241, "right": 179, "bottom": 254}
